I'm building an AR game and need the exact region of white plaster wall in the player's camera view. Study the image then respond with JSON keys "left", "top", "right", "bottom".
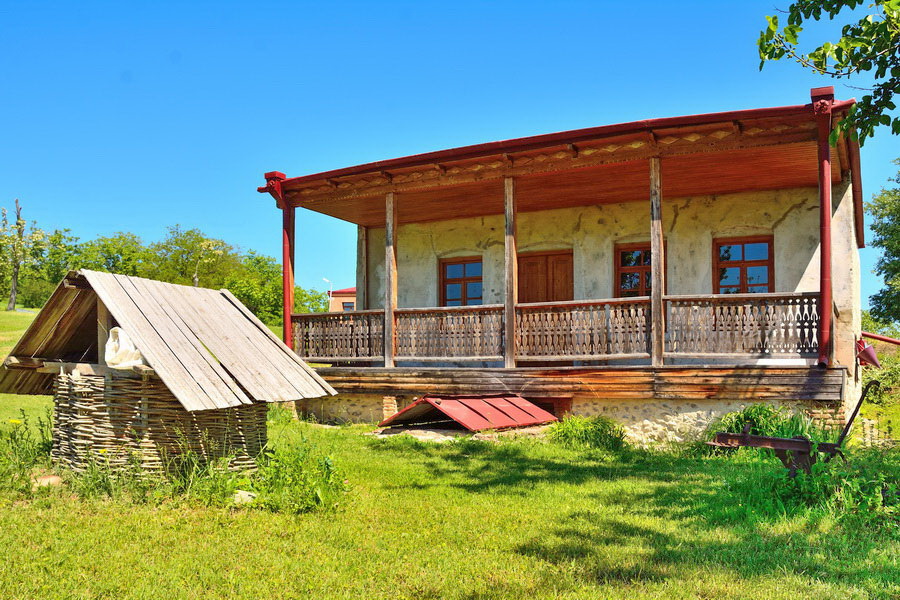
{"left": 360, "top": 184, "right": 860, "bottom": 368}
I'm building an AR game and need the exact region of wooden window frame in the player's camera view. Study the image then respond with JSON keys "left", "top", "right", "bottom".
{"left": 341, "top": 301, "right": 355, "bottom": 311}
{"left": 712, "top": 235, "right": 774, "bottom": 294}
{"left": 614, "top": 242, "right": 666, "bottom": 298}
{"left": 439, "top": 256, "right": 483, "bottom": 306}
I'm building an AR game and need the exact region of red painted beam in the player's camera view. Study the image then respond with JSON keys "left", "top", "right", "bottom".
{"left": 862, "top": 331, "right": 900, "bottom": 346}
{"left": 282, "top": 205, "right": 295, "bottom": 349}
{"left": 812, "top": 86, "right": 834, "bottom": 366}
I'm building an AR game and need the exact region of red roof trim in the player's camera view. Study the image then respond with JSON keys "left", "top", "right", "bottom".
{"left": 328, "top": 287, "right": 356, "bottom": 296}
{"left": 272, "top": 99, "right": 856, "bottom": 189}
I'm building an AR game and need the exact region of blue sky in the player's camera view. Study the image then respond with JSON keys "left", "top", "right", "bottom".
{"left": 0, "top": 1, "right": 895, "bottom": 302}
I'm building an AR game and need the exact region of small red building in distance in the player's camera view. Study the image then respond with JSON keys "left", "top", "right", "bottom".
{"left": 328, "top": 287, "right": 356, "bottom": 312}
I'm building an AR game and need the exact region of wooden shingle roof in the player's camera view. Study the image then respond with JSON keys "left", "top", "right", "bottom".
{"left": 0, "top": 270, "right": 335, "bottom": 411}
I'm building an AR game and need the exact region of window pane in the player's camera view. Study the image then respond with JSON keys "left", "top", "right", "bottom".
{"left": 748, "top": 285, "right": 769, "bottom": 293}
{"left": 466, "top": 282, "right": 482, "bottom": 299}
{"left": 464, "top": 262, "right": 482, "bottom": 277}
{"left": 642, "top": 250, "right": 652, "bottom": 266}
{"left": 744, "top": 242, "right": 769, "bottom": 261}
{"left": 718, "top": 244, "right": 742, "bottom": 262}
{"left": 718, "top": 267, "right": 740, "bottom": 286}
{"left": 446, "top": 299, "right": 462, "bottom": 306}
{"left": 746, "top": 266, "right": 769, "bottom": 286}
{"left": 720, "top": 286, "right": 741, "bottom": 294}
{"left": 621, "top": 290, "right": 639, "bottom": 297}
{"left": 445, "top": 283, "right": 461, "bottom": 300}
{"left": 644, "top": 271, "right": 652, "bottom": 290}
{"left": 620, "top": 250, "right": 643, "bottom": 267}
{"left": 466, "top": 298, "right": 482, "bottom": 306}
{"left": 620, "top": 273, "right": 640, "bottom": 290}
{"left": 445, "top": 263, "right": 464, "bottom": 279}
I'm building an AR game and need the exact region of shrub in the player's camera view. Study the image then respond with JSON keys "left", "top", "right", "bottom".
{"left": 251, "top": 439, "right": 347, "bottom": 514}
{"left": 769, "top": 447, "right": 899, "bottom": 534}
{"left": 706, "top": 403, "right": 831, "bottom": 443}
{"left": 547, "top": 415, "right": 627, "bottom": 451}
{"left": 0, "top": 410, "right": 52, "bottom": 495}
{"left": 862, "top": 352, "right": 900, "bottom": 406}
{"left": 16, "top": 278, "right": 57, "bottom": 309}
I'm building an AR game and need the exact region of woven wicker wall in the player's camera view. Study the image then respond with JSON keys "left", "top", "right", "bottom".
{"left": 51, "top": 372, "right": 267, "bottom": 472}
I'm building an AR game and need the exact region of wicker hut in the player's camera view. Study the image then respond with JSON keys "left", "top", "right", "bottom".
{"left": 0, "top": 270, "right": 335, "bottom": 471}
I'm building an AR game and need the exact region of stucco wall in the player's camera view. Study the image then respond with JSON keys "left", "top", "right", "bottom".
{"left": 358, "top": 183, "right": 860, "bottom": 373}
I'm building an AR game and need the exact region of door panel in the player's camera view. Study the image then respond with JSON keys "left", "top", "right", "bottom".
{"left": 518, "top": 255, "right": 548, "bottom": 304}
{"left": 518, "top": 251, "right": 573, "bottom": 303}
{"left": 548, "top": 253, "right": 574, "bottom": 302}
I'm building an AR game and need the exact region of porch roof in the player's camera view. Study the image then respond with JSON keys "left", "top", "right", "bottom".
{"left": 260, "top": 94, "right": 864, "bottom": 246}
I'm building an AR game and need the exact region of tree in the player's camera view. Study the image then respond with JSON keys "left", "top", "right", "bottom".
{"left": 144, "top": 225, "right": 241, "bottom": 288}
{"left": 758, "top": 0, "right": 900, "bottom": 143}
{"left": 0, "top": 200, "right": 45, "bottom": 310}
{"left": 868, "top": 159, "right": 900, "bottom": 320}
{"left": 78, "top": 232, "right": 147, "bottom": 276}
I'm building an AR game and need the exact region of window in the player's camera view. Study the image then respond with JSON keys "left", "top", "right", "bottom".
{"left": 713, "top": 236, "right": 773, "bottom": 294}
{"left": 615, "top": 243, "right": 653, "bottom": 297}
{"left": 341, "top": 301, "right": 355, "bottom": 311}
{"left": 440, "top": 257, "right": 483, "bottom": 306}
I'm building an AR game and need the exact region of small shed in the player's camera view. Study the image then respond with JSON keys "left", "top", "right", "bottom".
{"left": 0, "top": 270, "right": 335, "bottom": 471}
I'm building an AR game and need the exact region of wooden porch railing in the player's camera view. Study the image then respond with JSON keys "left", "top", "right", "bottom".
{"left": 395, "top": 305, "right": 503, "bottom": 361}
{"left": 664, "top": 292, "right": 820, "bottom": 357}
{"left": 291, "top": 292, "right": 820, "bottom": 364}
{"left": 292, "top": 309, "right": 384, "bottom": 362}
{"left": 515, "top": 298, "right": 651, "bottom": 360}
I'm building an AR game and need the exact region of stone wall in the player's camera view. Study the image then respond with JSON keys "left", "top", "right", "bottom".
{"left": 296, "top": 391, "right": 844, "bottom": 445}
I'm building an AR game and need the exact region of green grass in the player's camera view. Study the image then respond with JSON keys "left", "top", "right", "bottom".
{"left": 0, "top": 415, "right": 897, "bottom": 599}
{"left": 0, "top": 311, "right": 898, "bottom": 598}
{"left": 0, "top": 309, "right": 50, "bottom": 426}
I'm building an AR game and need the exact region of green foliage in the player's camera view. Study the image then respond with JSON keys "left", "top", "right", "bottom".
{"left": 143, "top": 225, "right": 241, "bottom": 288}
{"left": 547, "top": 415, "right": 627, "bottom": 451}
{"left": 16, "top": 278, "right": 57, "bottom": 309}
{"left": 294, "top": 284, "right": 329, "bottom": 314}
{"left": 225, "top": 251, "right": 284, "bottom": 324}
{"left": 862, "top": 351, "right": 900, "bottom": 404}
{"left": 706, "top": 403, "right": 831, "bottom": 442}
{"left": 868, "top": 160, "right": 900, "bottom": 321}
{"left": 770, "top": 447, "right": 898, "bottom": 531}
{"left": 758, "top": 0, "right": 900, "bottom": 143}
{"left": 77, "top": 232, "right": 147, "bottom": 276}
{"left": 251, "top": 440, "right": 347, "bottom": 514}
{"left": 0, "top": 410, "right": 52, "bottom": 496}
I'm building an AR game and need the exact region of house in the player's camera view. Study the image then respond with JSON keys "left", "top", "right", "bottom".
{"left": 259, "top": 87, "right": 862, "bottom": 442}
{"left": 0, "top": 270, "right": 334, "bottom": 471}
{"left": 328, "top": 287, "right": 357, "bottom": 312}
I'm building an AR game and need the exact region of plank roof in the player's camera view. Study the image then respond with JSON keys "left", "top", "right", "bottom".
{"left": 0, "top": 270, "right": 335, "bottom": 411}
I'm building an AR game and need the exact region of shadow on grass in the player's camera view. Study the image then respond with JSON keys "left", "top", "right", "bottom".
{"left": 366, "top": 435, "right": 899, "bottom": 595}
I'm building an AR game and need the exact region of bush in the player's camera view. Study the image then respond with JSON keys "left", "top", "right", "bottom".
{"left": 706, "top": 403, "right": 831, "bottom": 443}
{"left": 547, "top": 415, "right": 627, "bottom": 451}
{"left": 251, "top": 440, "right": 347, "bottom": 514}
{"left": 16, "top": 278, "right": 57, "bottom": 309}
{"left": 769, "top": 447, "right": 899, "bottom": 534}
{"left": 862, "top": 352, "right": 900, "bottom": 406}
{"left": 0, "top": 410, "right": 52, "bottom": 496}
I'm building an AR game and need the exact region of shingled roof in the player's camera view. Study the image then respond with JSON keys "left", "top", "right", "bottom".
{"left": 0, "top": 270, "right": 335, "bottom": 411}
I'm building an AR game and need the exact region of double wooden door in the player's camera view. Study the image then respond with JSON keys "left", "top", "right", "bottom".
{"left": 518, "top": 250, "right": 573, "bottom": 304}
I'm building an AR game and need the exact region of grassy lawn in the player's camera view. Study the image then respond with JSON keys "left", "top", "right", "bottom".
{"left": 0, "top": 310, "right": 898, "bottom": 598}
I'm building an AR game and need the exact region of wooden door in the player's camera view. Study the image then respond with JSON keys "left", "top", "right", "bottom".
{"left": 518, "top": 251, "right": 573, "bottom": 303}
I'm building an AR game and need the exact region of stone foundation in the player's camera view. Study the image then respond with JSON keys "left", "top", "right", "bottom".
{"left": 294, "top": 391, "right": 845, "bottom": 444}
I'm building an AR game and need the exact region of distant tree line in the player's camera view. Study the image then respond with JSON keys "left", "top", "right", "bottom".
{"left": 1, "top": 201, "right": 328, "bottom": 325}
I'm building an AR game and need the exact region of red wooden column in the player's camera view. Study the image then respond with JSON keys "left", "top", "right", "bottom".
{"left": 282, "top": 204, "right": 296, "bottom": 349}
{"left": 812, "top": 86, "right": 835, "bottom": 366}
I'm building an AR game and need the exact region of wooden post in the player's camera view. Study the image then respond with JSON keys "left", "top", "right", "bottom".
{"left": 97, "top": 299, "right": 112, "bottom": 365}
{"left": 649, "top": 157, "right": 665, "bottom": 366}
{"left": 357, "top": 225, "right": 368, "bottom": 310}
{"left": 503, "top": 177, "right": 518, "bottom": 368}
{"left": 384, "top": 192, "right": 398, "bottom": 367}
{"left": 812, "top": 86, "right": 835, "bottom": 366}
{"left": 282, "top": 205, "right": 295, "bottom": 350}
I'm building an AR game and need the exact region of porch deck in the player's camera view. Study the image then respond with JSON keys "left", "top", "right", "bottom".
{"left": 292, "top": 291, "right": 820, "bottom": 366}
